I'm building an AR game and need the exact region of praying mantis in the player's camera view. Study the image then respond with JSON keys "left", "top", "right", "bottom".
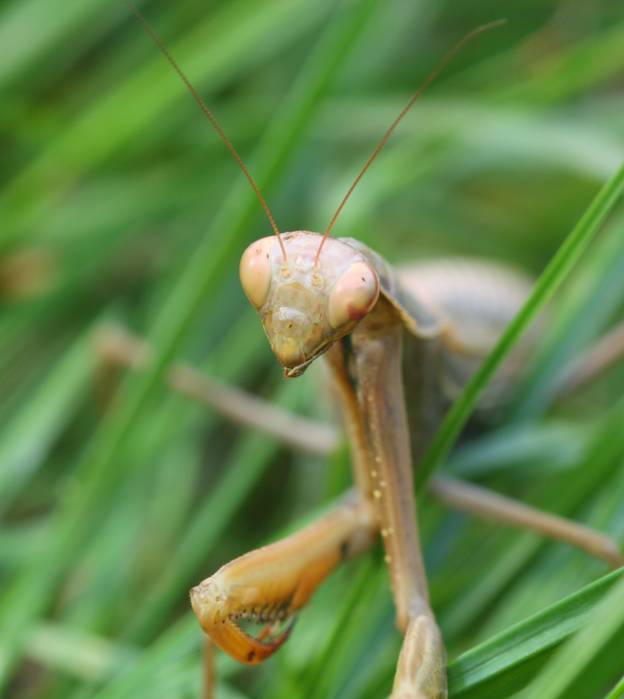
{"left": 122, "top": 3, "right": 624, "bottom": 697}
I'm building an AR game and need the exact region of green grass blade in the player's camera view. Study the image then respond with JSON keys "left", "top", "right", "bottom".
{"left": 0, "top": 0, "right": 108, "bottom": 88}
{"left": 417, "top": 160, "right": 624, "bottom": 488}
{"left": 604, "top": 675, "right": 624, "bottom": 699}
{"left": 0, "top": 326, "right": 95, "bottom": 515}
{"left": 510, "top": 209, "right": 624, "bottom": 418}
{"left": 89, "top": 614, "right": 198, "bottom": 699}
{"left": 25, "top": 623, "right": 137, "bottom": 683}
{"left": 519, "top": 574, "right": 624, "bottom": 699}
{"left": 448, "top": 568, "right": 624, "bottom": 697}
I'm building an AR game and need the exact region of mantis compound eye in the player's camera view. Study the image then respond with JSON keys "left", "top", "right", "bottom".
{"left": 328, "top": 260, "right": 379, "bottom": 330}
{"left": 240, "top": 237, "right": 274, "bottom": 309}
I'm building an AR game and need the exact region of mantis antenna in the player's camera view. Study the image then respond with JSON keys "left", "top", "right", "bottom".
{"left": 125, "top": 0, "right": 287, "bottom": 261}
{"left": 315, "top": 19, "right": 507, "bottom": 264}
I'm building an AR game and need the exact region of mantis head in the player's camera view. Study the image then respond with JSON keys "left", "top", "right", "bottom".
{"left": 126, "top": 0, "right": 500, "bottom": 380}
{"left": 240, "top": 231, "right": 379, "bottom": 377}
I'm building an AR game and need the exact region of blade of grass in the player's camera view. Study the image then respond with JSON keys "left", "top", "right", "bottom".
{"left": 301, "top": 556, "right": 381, "bottom": 699}
{"left": 0, "top": 0, "right": 109, "bottom": 88}
{"left": 500, "top": 21, "right": 624, "bottom": 105}
{"left": 604, "top": 675, "right": 624, "bottom": 699}
{"left": 417, "top": 160, "right": 624, "bottom": 489}
{"left": 26, "top": 622, "right": 137, "bottom": 682}
{"left": 446, "top": 419, "right": 591, "bottom": 479}
{"left": 448, "top": 568, "right": 624, "bottom": 697}
{"left": 89, "top": 614, "right": 198, "bottom": 699}
{"left": 519, "top": 574, "right": 624, "bottom": 699}
{"left": 0, "top": 326, "right": 95, "bottom": 515}
{"left": 511, "top": 209, "right": 624, "bottom": 418}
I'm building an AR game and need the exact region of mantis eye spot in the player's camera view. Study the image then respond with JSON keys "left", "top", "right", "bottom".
{"left": 240, "top": 238, "right": 273, "bottom": 309}
{"left": 328, "top": 261, "right": 379, "bottom": 329}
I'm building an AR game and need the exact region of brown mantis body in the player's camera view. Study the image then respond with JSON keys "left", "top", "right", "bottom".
{"left": 191, "top": 234, "right": 537, "bottom": 697}
{"left": 124, "top": 4, "right": 623, "bottom": 697}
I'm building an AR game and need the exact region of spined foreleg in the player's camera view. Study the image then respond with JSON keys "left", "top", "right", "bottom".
{"left": 190, "top": 492, "right": 376, "bottom": 665}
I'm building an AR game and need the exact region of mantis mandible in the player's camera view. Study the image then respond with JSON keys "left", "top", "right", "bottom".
{"left": 125, "top": 4, "right": 623, "bottom": 697}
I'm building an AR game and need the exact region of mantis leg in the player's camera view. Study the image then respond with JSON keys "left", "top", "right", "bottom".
{"left": 338, "top": 302, "right": 447, "bottom": 699}
{"left": 95, "top": 323, "right": 622, "bottom": 568}
{"left": 429, "top": 476, "right": 623, "bottom": 567}
{"left": 92, "top": 322, "right": 336, "bottom": 455}
{"left": 555, "top": 319, "right": 624, "bottom": 399}
{"left": 190, "top": 491, "right": 376, "bottom": 665}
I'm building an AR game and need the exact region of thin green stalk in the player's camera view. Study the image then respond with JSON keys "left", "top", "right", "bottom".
{"left": 520, "top": 574, "right": 624, "bottom": 699}
{"left": 417, "top": 161, "right": 624, "bottom": 489}
{"left": 604, "top": 675, "right": 624, "bottom": 699}
{"left": 448, "top": 568, "right": 624, "bottom": 697}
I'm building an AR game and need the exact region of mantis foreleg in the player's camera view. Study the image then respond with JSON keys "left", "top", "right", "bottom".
{"left": 348, "top": 301, "right": 446, "bottom": 698}
{"left": 191, "top": 492, "right": 376, "bottom": 665}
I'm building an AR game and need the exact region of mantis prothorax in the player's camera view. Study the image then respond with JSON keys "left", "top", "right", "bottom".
{"left": 125, "top": 3, "right": 623, "bottom": 697}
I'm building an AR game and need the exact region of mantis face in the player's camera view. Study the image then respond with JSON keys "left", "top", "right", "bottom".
{"left": 240, "top": 231, "right": 380, "bottom": 377}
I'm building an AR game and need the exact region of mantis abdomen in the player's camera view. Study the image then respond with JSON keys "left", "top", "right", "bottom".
{"left": 399, "top": 258, "right": 535, "bottom": 410}
{"left": 399, "top": 259, "right": 532, "bottom": 343}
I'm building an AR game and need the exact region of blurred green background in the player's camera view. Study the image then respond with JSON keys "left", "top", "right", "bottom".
{"left": 1, "top": 0, "right": 624, "bottom": 698}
